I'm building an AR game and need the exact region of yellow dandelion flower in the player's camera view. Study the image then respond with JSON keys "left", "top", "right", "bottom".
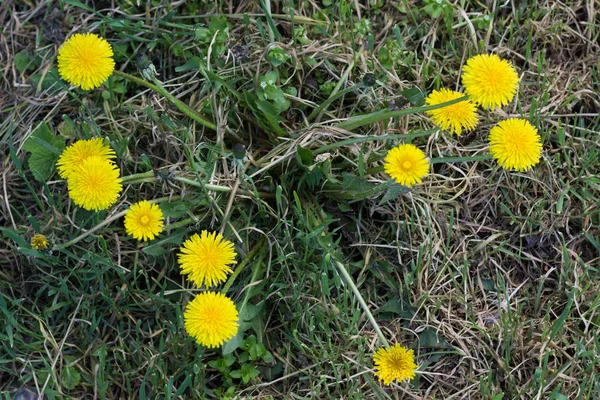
{"left": 384, "top": 144, "right": 429, "bottom": 187}
{"left": 178, "top": 231, "right": 237, "bottom": 288}
{"left": 373, "top": 344, "right": 418, "bottom": 385}
{"left": 68, "top": 156, "right": 122, "bottom": 211}
{"left": 57, "top": 33, "right": 115, "bottom": 90}
{"left": 124, "top": 200, "right": 164, "bottom": 241}
{"left": 56, "top": 138, "right": 116, "bottom": 179}
{"left": 31, "top": 234, "right": 48, "bottom": 250}
{"left": 461, "top": 54, "right": 519, "bottom": 109}
{"left": 489, "top": 118, "right": 542, "bottom": 171}
{"left": 184, "top": 292, "right": 239, "bottom": 348}
{"left": 425, "top": 88, "right": 478, "bottom": 135}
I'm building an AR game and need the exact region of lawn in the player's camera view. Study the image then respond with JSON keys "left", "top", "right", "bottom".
{"left": 1, "top": 0, "right": 599, "bottom": 399}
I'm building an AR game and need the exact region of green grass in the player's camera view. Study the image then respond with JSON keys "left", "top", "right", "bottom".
{"left": 1, "top": 0, "right": 599, "bottom": 399}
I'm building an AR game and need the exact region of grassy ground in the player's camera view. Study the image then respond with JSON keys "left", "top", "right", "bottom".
{"left": 1, "top": 0, "right": 599, "bottom": 399}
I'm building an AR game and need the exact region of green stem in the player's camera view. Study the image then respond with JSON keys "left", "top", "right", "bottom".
{"left": 222, "top": 237, "right": 267, "bottom": 294}
{"left": 429, "top": 154, "right": 492, "bottom": 164}
{"left": 261, "top": 0, "right": 276, "bottom": 42}
{"left": 114, "top": 71, "right": 216, "bottom": 131}
{"left": 56, "top": 196, "right": 178, "bottom": 250}
{"left": 172, "top": 176, "right": 232, "bottom": 192}
{"left": 308, "top": 85, "right": 358, "bottom": 123}
{"left": 164, "top": 217, "right": 197, "bottom": 231}
{"left": 121, "top": 171, "right": 155, "bottom": 183}
{"left": 314, "top": 129, "right": 437, "bottom": 155}
{"left": 120, "top": 171, "right": 232, "bottom": 192}
{"left": 306, "top": 204, "right": 388, "bottom": 347}
{"left": 366, "top": 154, "right": 492, "bottom": 174}
{"left": 335, "top": 96, "right": 469, "bottom": 131}
{"left": 332, "top": 259, "right": 388, "bottom": 347}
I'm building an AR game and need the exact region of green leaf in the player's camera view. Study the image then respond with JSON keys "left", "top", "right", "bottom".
{"left": 222, "top": 329, "right": 244, "bottom": 355}
{"left": 23, "top": 122, "right": 65, "bottom": 182}
{"left": 159, "top": 201, "right": 193, "bottom": 219}
{"left": 175, "top": 56, "right": 201, "bottom": 73}
{"left": 0, "top": 227, "right": 29, "bottom": 248}
{"left": 29, "top": 67, "right": 62, "bottom": 93}
{"left": 378, "top": 297, "right": 416, "bottom": 319}
{"left": 322, "top": 174, "right": 391, "bottom": 200}
{"left": 268, "top": 47, "right": 291, "bottom": 67}
{"left": 296, "top": 145, "right": 315, "bottom": 168}
{"left": 400, "top": 87, "right": 425, "bottom": 106}
{"left": 238, "top": 363, "right": 260, "bottom": 383}
{"left": 379, "top": 184, "right": 408, "bottom": 204}
{"left": 142, "top": 227, "right": 186, "bottom": 256}
{"left": 418, "top": 328, "right": 450, "bottom": 349}
{"left": 14, "top": 51, "right": 35, "bottom": 73}
{"left": 61, "top": 365, "right": 81, "bottom": 390}
{"left": 62, "top": 0, "right": 98, "bottom": 14}
{"left": 261, "top": 351, "right": 274, "bottom": 363}
{"left": 238, "top": 303, "right": 261, "bottom": 322}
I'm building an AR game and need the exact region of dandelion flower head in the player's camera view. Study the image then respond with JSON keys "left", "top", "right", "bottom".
{"left": 31, "top": 234, "right": 48, "bottom": 250}
{"left": 184, "top": 291, "right": 239, "bottom": 348}
{"left": 384, "top": 144, "right": 429, "bottom": 187}
{"left": 178, "top": 231, "right": 237, "bottom": 288}
{"left": 57, "top": 33, "right": 115, "bottom": 90}
{"left": 56, "top": 138, "right": 116, "bottom": 179}
{"left": 425, "top": 88, "right": 478, "bottom": 136}
{"left": 67, "top": 156, "right": 122, "bottom": 211}
{"left": 124, "top": 200, "right": 165, "bottom": 241}
{"left": 462, "top": 54, "right": 519, "bottom": 109}
{"left": 489, "top": 118, "right": 542, "bottom": 171}
{"left": 373, "top": 344, "right": 418, "bottom": 385}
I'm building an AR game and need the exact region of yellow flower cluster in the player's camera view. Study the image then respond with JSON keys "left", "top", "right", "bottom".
{"left": 57, "top": 138, "right": 123, "bottom": 211}
{"left": 54, "top": 31, "right": 238, "bottom": 349}
{"left": 386, "top": 53, "right": 542, "bottom": 187}
{"left": 178, "top": 230, "right": 239, "bottom": 348}
{"left": 50, "top": 32, "right": 544, "bottom": 388}
{"left": 57, "top": 139, "right": 165, "bottom": 240}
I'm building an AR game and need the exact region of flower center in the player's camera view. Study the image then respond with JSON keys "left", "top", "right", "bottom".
{"left": 140, "top": 215, "right": 150, "bottom": 225}
{"left": 202, "top": 307, "right": 220, "bottom": 324}
{"left": 402, "top": 161, "right": 412, "bottom": 170}
{"left": 506, "top": 133, "right": 523, "bottom": 152}
{"left": 390, "top": 355, "right": 407, "bottom": 370}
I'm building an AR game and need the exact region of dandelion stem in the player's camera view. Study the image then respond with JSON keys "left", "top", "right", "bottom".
{"left": 120, "top": 171, "right": 232, "bottom": 192}
{"left": 304, "top": 204, "right": 388, "bottom": 346}
{"left": 56, "top": 196, "right": 179, "bottom": 250}
{"left": 332, "top": 259, "right": 389, "bottom": 347}
{"left": 366, "top": 154, "right": 493, "bottom": 174}
{"left": 308, "top": 84, "right": 358, "bottom": 122}
{"left": 429, "top": 154, "right": 492, "bottom": 164}
{"left": 121, "top": 171, "right": 155, "bottom": 182}
{"left": 314, "top": 129, "right": 436, "bottom": 155}
{"left": 172, "top": 176, "right": 232, "bottom": 192}
{"left": 222, "top": 237, "right": 267, "bottom": 294}
{"left": 164, "top": 217, "right": 197, "bottom": 231}
{"left": 336, "top": 96, "right": 469, "bottom": 131}
{"left": 113, "top": 70, "right": 216, "bottom": 131}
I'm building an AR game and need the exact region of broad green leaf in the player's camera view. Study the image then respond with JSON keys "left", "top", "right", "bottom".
{"left": 379, "top": 183, "right": 408, "bottom": 204}
{"left": 175, "top": 56, "right": 201, "bottom": 73}
{"left": 296, "top": 145, "right": 315, "bottom": 168}
{"left": 400, "top": 87, "right": 425, "bottom": 106}
{"left": 61, "top": 365, "right": 81, "bottom": 390}
{"left": 222, "top": 330, "right": 244, "bottom": 355}
{"left": 23, "top": 122, "right": 65, "bottom": 182}
{"left": 14, "top": 51, "right": 35, "bottom": 73}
